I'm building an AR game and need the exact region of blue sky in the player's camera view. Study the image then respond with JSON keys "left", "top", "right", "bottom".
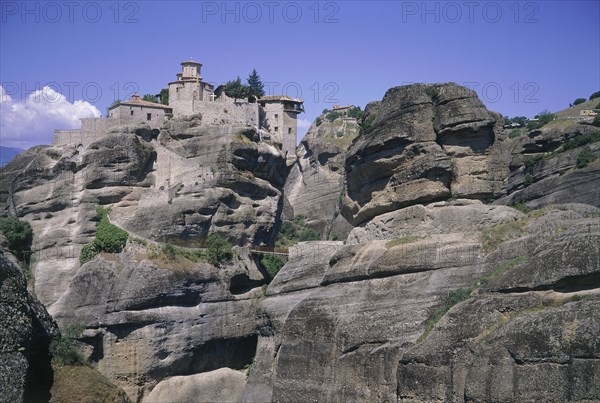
{"left": 1, "top": 0, "right": 599, "bottom": 149}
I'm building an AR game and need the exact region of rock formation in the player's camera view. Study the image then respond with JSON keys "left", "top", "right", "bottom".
{"left": 284, "top": 114, "right": 357, "bottom": 239}
{"left": 0, "top": 83, "right": 598, "bottom": 402}
{"left": 0, "top": 247, "right": 57, "bottom": 402}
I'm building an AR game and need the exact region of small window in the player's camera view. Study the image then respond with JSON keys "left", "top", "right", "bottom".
{"left": 130, "top": 110, "right": 134, "bottom": 115}
{"left": 274, "top": 114, "right": 278, "bottom": 119}
{"left": 274, "top": 127, "right": 279, "bottom": 132}
{"left": 288, "top": 128, "right": 292, "bottom": 134}
{"left": 147, "top": 113, "right": 152, "bottom": 121}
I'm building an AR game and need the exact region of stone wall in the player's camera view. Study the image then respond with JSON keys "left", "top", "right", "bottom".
{"left": 282, "top": 111, "right": 297, "bottom": 156}
{"left": 198, "top": 101, "right": 259, "bottom": 127}
{"left": 109, "top": 105, "right": 168, "bottom": 130}
{"left": 54, "top": 118, "right": 124, "bottom": 147}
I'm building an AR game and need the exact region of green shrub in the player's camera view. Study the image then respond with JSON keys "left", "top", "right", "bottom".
{"left": 206, "top": 233, "right": 232, "bottom": 266}
{"left": 508, "top": 129, "right": 521, "bottom": 139}
{"left": 524, "top": 174, "right": 534, "bottom": 186}
{"left": 292, "top": 215, "right": 305, "bottom": 225}
{"left": 162, "top": 243, "right": 177, "bottom": 260}
{"left": 511, "top": 202, "right": 530, "bottom": 214}
{"left": 425, "top": 86, "right": 440, "bottom": 101}
{"left": 279, "top": 221, "right": 296, "bottom": 239}
{"left": 524, "top": 154, "right": 543, "bottom": 168}
{"left": 592, "top": 114, "right": 600, "bottom": 128}
{"left": 590, "top": 91, "right": 600, "bottom": 101}
{"left": 94, "top": 216, "right": 128, "bottom": 253}
{"left": 561, "top": 132, "right": 600, "bottom": 151}
{"left": 176, "top": 247, "right": 205, "bottom": 262}
{"left": 50, "top": 325, "right": 85, "bottom": 367}
{"left": 79, "top": 206, "right": 128, "bottom": 263}
{"left": 573, "top": 98, "right": 586, "bottom": 105}
{"left": 79, "top": 243, "right": 99, "bottom": 265}
{"left": 315, "top": 117, "right": 323, "bottom": 126}
{"left": 0, "top": 216, "right": 33, "bottom": 261}
{"left": 576, "top": 149, "right": 596, "bottom": 168}
{"left": 527, "top": 111, "right": 555, "bottom": 130}
{"left": 298, "top": 228, "right": 319, "bottom": 242}
{"left": 361, "top": 115, "right": 375, "bottom": 131}
{"left": 418, "top": 288, "right": 470, "bottom": 342}
{"left": 326, "top": 111, "right": 341, "bottom": 122}
{"left": 261, "top": 254, "right": 285, "bottom": 279}
{"left": 347, "top": 106, "right": 364, "bottom": 119}
{"left": 95, "top": 206, "right": 111, "bottom": 219}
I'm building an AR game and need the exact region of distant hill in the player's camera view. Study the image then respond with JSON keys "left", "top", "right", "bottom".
{"left": 554, "top": 97, "right": 600, "bottom": 118}
{"left": 0, "top": 146, "right": 24, "bottom": 167}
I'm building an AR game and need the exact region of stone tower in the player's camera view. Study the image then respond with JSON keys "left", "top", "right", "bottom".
{"left": 258, "top": 96, "right": 304, "bottom": 156}
{"left": 168, "top": 60, "right": 214, "bottom": 116}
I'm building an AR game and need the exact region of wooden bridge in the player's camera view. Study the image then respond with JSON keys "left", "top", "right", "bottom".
{"left": 249, "top": 245, "right": 289, "bottom": 257}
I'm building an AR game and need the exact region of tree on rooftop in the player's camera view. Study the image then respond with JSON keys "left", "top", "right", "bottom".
{"left": 224, "top": 77, "right": 249, "bottom": 102}
{"left": 159, "top": 88, "right": 169, "bottom": 105}
{"left": 143, "top": 94, "right": 158, "bottom": 103}
{"left": 247, "top": 69, "right": 265, "bottom": 99}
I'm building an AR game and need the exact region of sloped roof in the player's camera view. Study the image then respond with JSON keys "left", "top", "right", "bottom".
{"left": 257, "top": 95, "right": 304, "bottom": 103}
{"left": 110, "top": 97, "right": 172, "bottom": 110}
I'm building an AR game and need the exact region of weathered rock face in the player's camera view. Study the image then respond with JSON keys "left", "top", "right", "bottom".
{"left": 283, "top": 116, "right": 357, "bottom": 239}
{"left": 143, "top": 368, "right": 247, "bottom": 403}
{"left": 496, "top": 122, "right": 600, "bottom": 209}
{"left": 2, "top": 82, "right": 599, "bottom": 403}
{"left": 0, "top": 247, "right": 58, "bottom": 402}
{"left": 341, "top": 83, "right": 509, "bottom": 226}
{"left": 50, "top": 246, "right": 264, "bottom": 400}
{"left": 0, "top": 119, "right": 286, "bottom": 308}
{"left": 245, "top": 203, "right": 600, "bottom": 402}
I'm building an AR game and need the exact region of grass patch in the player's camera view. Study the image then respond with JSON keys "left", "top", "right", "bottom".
{"left": 418, "top": 288, "right": 471, "bottom": 343}
{"left": 508, "top": 128, "right": 522, "bottom": 139}
{"left": 418, "top": 256, "right": 528, "bottom": 343}
{"left": 576, "top": 148, "right": 597, "bottom": 168}
{"left": 510, "top": 202, "right": 530, "bottom": 214}
{"left": 386, "top": 236, "right": 424, "bottom": 248}
{"left": 51, "top": 365, "right": 129, "bottom": 403}
{"left": 145, "top": 242, "right": 207, "bottom": 270}
{"left": 50, "top": 325, "right": 85, "bottom": 368}
{"left": 472, "top": 256, "right": 527, "bottom": 288}
{"left": 480, "top": 221, "right": 526, "bottom": 254}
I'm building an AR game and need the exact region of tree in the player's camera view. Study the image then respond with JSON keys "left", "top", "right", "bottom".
{"left": 159, "top": 88, "right": 169, "bottom": 105}
{"left": 261, "top": 255, "right": 285, "bottom": 279}
{"left": 224, "top": 77, "right": 249, "bottom": 102}
{"left": 347, "top": 106, "right": 364, "bottom": 119}
{"left": 206, "top": 233, "right": 232, "bottom": 266}
{"left": 143, "top": 94, "right": 158, "bottom": 103}
{"left": 0, "top": 216, "right": 33, "bottom": 261}
{"left": 573, "top": 98, "right": 586, "bottom": 106}
{"left": 589, "top": 91, "right": 600, "bottom": 101}
{"left": 246, "top": 69, "right": 265, "bottom": 99}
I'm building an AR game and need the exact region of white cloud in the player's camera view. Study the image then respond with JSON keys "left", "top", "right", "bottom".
{"left": 0, "top": 85, "right": 100, "bottom": 149}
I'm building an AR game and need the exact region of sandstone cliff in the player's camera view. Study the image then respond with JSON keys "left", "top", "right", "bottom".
{"left": 283, "top": 114, "right": 357, "bottom": 239}
{"left": 1, "top": 83, "right": 598, "bottom": 402}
